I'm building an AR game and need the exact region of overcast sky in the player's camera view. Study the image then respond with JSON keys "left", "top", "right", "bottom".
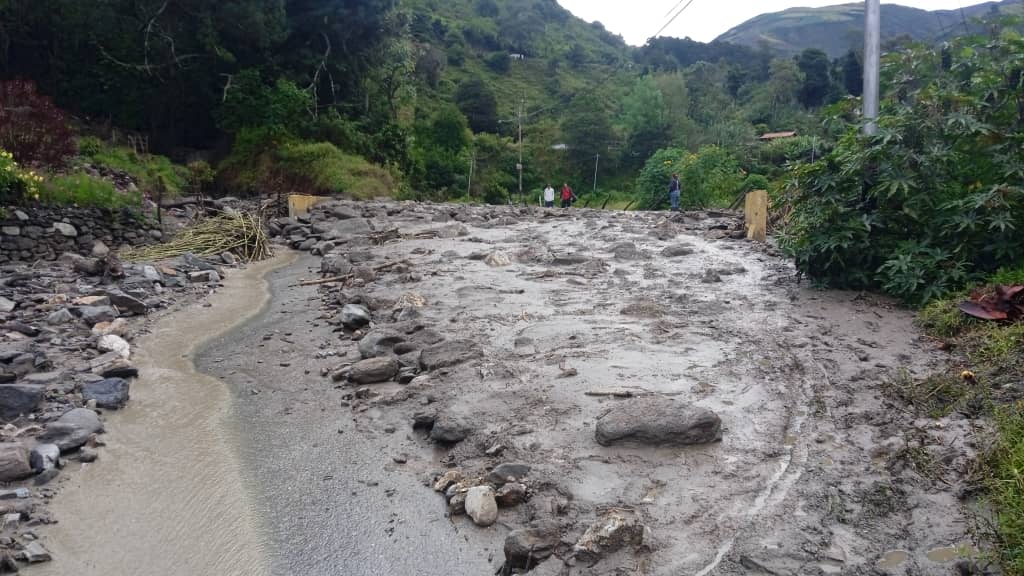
{"left": 556, "top": 0, "right": 994, "bottom": 44}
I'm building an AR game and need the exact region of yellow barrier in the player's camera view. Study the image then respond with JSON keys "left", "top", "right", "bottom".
{"left": 288, "top": 194, "right": 327, "bottom": 219}
{"left": 744, "top": 190, "right": 768, "bottom": 242}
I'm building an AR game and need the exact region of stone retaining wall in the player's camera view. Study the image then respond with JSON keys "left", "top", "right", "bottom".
{"left": 0, "top": 205, "right": 161, "bottom": 263}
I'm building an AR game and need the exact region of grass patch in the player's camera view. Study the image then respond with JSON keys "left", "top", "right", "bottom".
{"left": 218, "top": 129, "right": 396, "bottom": 199}
{"left": 82, "top": 139, "right": 186, "bottom": 195}
{"left": 39, "top": 174, "right": 141, "bottom": 209}
{"left": 885, "top": 369, "right": 987, "bottom": 419}
{"left": 917, "top": 290, "right": 976, "bottom": 339}
{"left": 972, "top": 324, "right": 1024, "bottom": 365}
{"left": 988, "top": 402, "right": 1024, "bottom": 575}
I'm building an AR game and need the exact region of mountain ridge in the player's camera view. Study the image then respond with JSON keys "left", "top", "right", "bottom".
{"left": 714, "top": 0, "right": 1024, "bottom": 57}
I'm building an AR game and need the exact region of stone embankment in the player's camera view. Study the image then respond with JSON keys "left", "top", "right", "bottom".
{"left": 0, "top": 206, "right": 162, "bottom": 264}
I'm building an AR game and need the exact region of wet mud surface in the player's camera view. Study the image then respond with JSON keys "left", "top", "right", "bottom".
{"left": 198, "top": 203, "right": 975, "bottom": 575}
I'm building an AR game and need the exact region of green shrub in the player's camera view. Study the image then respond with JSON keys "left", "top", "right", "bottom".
{"left": 216, "top": 70, "right": 313, "bottom": 135}
{"left": 917, "top": 291, "right": 975, "bottom": 339}
{"left": 39, "top": 174, "right": 140, "bottom": 209}
{"left": 779, "top": 33, "right": 1024, "bottom": 305}
{"left": 637, "top": 146, "right": 743, "bottom": 210}
{"left": 76, "top": 136, "right": 103, "bottom": 157}
{"left": 0, "top": 149, "right": 42, "bottom": 204}
{"left": 741, "top": 174, "right": 770, "bottom": 193}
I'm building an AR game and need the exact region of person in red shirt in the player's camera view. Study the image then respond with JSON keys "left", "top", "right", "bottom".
{"left": 560, "top": 182, "right": 575, "bottom": 208}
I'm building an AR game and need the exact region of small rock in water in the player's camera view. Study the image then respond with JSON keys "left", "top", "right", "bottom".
{"left": 21, "top": 541, "right": 51, "bottom": 563}
{"left": 0, "top": 444, "right": 32, "bottom": 482}
{"left": 81, "top": 378, "right": 130, "bottom": 409}
{"left": 78, "top": 447, "right": 99, "bottom": 463}
{"left": 39, "top": 408, "right": 103, "bottom": 452}
{"left": 465, "top": 486, "right": 498, "bottom": 527}
{"left": 430, "top": 414, "right": 475, "bottom": 444}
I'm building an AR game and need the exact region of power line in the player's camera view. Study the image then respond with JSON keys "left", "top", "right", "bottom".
{"left": 652, "top": 0, "right": 698, "bottom": 40}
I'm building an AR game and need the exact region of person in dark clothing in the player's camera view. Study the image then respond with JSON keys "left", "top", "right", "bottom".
{"left": 668, "top": 174, "right": 681, "bottom": 211}
{"left": 561, "top": 183, "right": 575, "bottom": 208}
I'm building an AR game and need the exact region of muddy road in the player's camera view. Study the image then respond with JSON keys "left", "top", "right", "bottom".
{"left": 196, "top": 202, "right": 976, "bottom": 576}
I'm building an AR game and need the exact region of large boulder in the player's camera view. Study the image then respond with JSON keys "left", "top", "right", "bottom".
{"left": 419, "top": 340, "right": 480, "bottom": 371}
{"left": 349, "top": 357, "right": 399, "bottom": 385}
{"left": 0, "top": 444, "right": 33, "bottom": 481}
{"left": 81, "top": 378, "right": 130, "bottom": 409}
{"left": 465, "top": 486, "right": 498, "bottom": 527}
{"left": 321, "top": 255, "right": 353, "bottom": 276}
{"left": 487, "top": 463, "right": 531, "bottom": 487}
{"left": 78, "top": 305, "right": 118, "bottom": 326}
{"left": 0, "top": 384, "right": 45, "bottom": 419}
{"left": 505, "top": 521, "right": 561, "bottom": 569}
{"left": 39, "top": 408, "right": 103, "bottom": 452}
{"left": 594, "top": 397, "right": 721, "bottom": 447}
{"left": 340, "top": 304, "right": 371, "bottom": 330}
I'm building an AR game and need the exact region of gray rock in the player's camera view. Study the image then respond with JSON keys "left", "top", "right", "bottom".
{"left": 430, "top": 414, "right": 474, "bottom": 444}
{"left": 594, "top": 397, "right": 721, "bottom": 447}
{"left": 332, "top": 218, "right": 371, "bottom": 236}
{"left": 141, "top": 265, "right": 162, "bottom": 282}
{"left": 449, "top": 491, "right": 467, "bottom": 515}
{"left": 52, "top": 222, "right": 77, "bottom": 237}
{"left": 331, "top": 206, "right": 361, "bottom": 220}
{"left": 46, "top": 308, "right": 74, "bottom": 325}
{"left": 183, "top": 252, "right": 219, "bottom": 271}
{"left": 0, "top": 297, "right": 14, "bottom": 313}
{"left": 79, "top": 446, "right": 99, "bottom": 463}
{"left": 349, "top": 357, "right": 399, "bottom": 385}
{"left": 340, "top": 304, "right": 371, "bottom": 330}
{"left": 358, "top": 330, "right": 406, "bottom": 359}
{"left": 29, "top": 444, "right": 60, "bottom": 472}
{"left": 321, "top": 255, "right": 353, "bottom": 276}
{"left": 188, "top": 270, "right": 221, "bottom": 283}
{"left": 81, "top": 378, "right": 130, "bottom": 409}
{"left": 487, "top": 463, "right": 531, "bottom": 486}
{"left": 78, "top": 305, "right": 118, "bottom": 326}
{"left": 419, "top": 339, "right": 480, "bottom": 371}
{"left": 91, "top": 240, "right": 110, "bottom": 257}
{"left": 39, "top": 408, "right": 103, "bottom": 452}
{"left": 0, "top": 384, "right": 45, "bottom": 419}
{"left": 102, "top": 290, "right": 149, "bottom": 315}
{"left": 22, "top": 541, "right": 51, "bottom": 563}
{"left": 495, "top": 483, "right": 527, "bottom": 507}
{"left": 505, "top": 521, "right": 561, "bottom": 568}
{"left": 12, "top": 210, "right": 28, "bottom": 222}
{"left": 1, "top": 226, "right": 19, "bottom": 236}
{"left": 573, "top": 509, "right": 645, "bottom": 562}
{"left": 0, "top": 444, "right": 32, "bottom": 482}
{"left": 59, "top": 252, "right": 101, "bottom": 275}
{"left": 662, "top": 244, "right": 695, "bottom": 257}
{"left": 465, "top": 486, "right": 498, "bottom": 527}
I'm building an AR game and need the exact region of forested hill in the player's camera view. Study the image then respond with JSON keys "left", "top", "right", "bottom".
{"left": 716, "top": 0, "right": 1024, "bottom": 57}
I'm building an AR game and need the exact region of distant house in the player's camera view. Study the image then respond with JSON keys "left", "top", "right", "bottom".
{"left": 759, "top": 131, "right": 798, "bottom": 141}
{"left": 551, "top": 143, "right": 569, "bottom": 151}
{"left": 509, "top": 53, "right": 525, "bottom": 60}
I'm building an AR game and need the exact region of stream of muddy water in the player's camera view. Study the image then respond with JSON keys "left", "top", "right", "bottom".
{"left": 33, "top": 254, "right": 295, "bottom": 576}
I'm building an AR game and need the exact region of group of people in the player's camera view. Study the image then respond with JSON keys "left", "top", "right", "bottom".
{"left": 537, "top": 174, "right": 682, "bottom": 211}
{"left": 541, "top": 183, "right": 577, "bottom": 208}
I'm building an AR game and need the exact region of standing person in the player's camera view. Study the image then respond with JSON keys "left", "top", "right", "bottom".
{"left": 668, "top": 173, "right": 681, "bottom": 212}
{"left": 561, "top": 182, "right": 575, "bottom": 208}
{"left": 543, "top": 184, "right": 555, "bottom": 208}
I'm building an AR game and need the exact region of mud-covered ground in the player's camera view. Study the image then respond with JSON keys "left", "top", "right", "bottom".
{"left": 199, "top": 202, "right": 978, "bottom": 576}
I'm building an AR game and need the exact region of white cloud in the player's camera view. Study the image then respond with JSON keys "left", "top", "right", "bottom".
{"left": 556, "top": 0, "right": 995, "bottom": 44}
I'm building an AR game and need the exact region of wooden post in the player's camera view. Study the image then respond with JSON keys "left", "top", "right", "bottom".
{"left": 288, "top": 194, "right": 327, "bottom": 219}
{"left": 745, "top": 190, "right": 768, "bottom": 242}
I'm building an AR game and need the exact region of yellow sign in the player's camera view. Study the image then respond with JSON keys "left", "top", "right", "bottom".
{"left": 288, "top": 195, "right": 327, "bottom": 218}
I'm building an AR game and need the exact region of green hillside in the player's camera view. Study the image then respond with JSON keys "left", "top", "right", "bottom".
{"left": 716, "top": 0, "right": 1024, "bottom": 57}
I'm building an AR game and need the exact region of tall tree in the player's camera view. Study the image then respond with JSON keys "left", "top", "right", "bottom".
{"left": 840, "top": 50, "right": 864, "bottom": 97}
{"left": 562, "top": 94, "right": 613, "bottom": 184}
{"left": 455, "top": 78, "right": 499, "bottom": 134}
{"left": 797, "top": 48, "right": 833, "bottom": 108}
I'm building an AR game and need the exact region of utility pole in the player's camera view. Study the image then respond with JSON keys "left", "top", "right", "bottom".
{"left": 863, "top": 0, "right": 881, "bottom": 135}
{"left": 517, "top": 97, "right": 524, "bottom": 204}
{"left": 592, "top": 154, "right": 600, "bottom": 193}
{"left": 467, "top": 150, "right": 475, "bottom": 198}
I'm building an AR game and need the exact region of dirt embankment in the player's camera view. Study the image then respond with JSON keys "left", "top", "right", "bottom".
{"left": 193, "top": 200, "right": 981, "bottom": 576}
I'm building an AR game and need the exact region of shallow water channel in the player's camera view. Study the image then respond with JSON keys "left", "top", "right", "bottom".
{"left": 33, "top": 255, "right": 294, "bottom": 576}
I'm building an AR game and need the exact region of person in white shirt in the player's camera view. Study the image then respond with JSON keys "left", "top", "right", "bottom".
{"left": 542, "top": 184, "right": 555, "bottom": 208}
